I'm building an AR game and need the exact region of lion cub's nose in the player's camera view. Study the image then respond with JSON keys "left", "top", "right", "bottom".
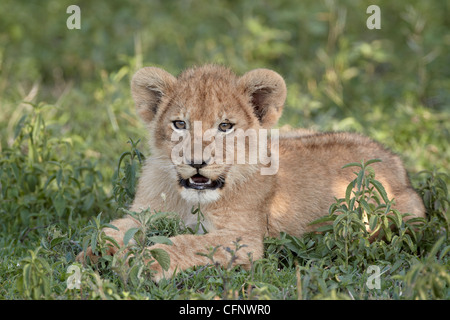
{"left": 189, "top": 162, "right": 207, "bottom": 170}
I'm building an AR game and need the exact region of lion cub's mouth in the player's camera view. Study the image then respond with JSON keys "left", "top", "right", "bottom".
{"left": 179, "top": 174, "right": 224, "bottom": 190}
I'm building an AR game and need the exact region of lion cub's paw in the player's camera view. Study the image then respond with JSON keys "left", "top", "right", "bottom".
{"left": 75, "top": 241, "right": 121, "bottom": 265}
{"left": 75, "top": 246, "right": 99, "bottom": 265}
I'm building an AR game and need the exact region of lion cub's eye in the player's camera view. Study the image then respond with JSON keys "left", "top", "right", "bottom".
{"left": 172, "top": 120, "right": 186, "bottom": 130}
{"left": 218, "top": 122, "right": 234, "bottom": 132}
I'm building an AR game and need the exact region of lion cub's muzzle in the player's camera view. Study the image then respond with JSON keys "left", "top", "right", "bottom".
{"left": 178, "top": 162, "right": 225, "bottom": 190}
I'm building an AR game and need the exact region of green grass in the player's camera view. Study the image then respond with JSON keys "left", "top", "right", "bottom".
{"left": 0, "top": 0, "right": 448, "bottom": 300}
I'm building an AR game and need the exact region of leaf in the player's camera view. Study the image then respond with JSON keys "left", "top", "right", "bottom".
{"left": 371, "top": 179, "right": 389, "bottom": 204}
{"left": 393, "top": 210, "right": 404, "bottom": 228}
{"left": 359, "top": 199, "right": 372, "bottom": 215}
{"left": 103, "top": 236, "right": 120, "bottom": 250}
{"left": 103, "top": 223, "right": 120, "bottom": 231}
{"left": 22, "top": 264, "right": 31, "bottom": 291}
{"left": 90, "top": 232, "right": 98, "bottom": 254}
{"left": 32, "top": 112, "right": 42, "bottom": 142}
{"left": 102, "top": 255, "right": 113, "bottom": 263}
{"left": 387, "top": 210, "right": 403, "bottom": 229}
{"left": 52, "top": 193, "right": 66, "bottom": 217}
{"left": 402, "top": 234, "right": 416, "bottom": 252}
{"left": 56, "top": 168, "right": 63, "bottom": 187}
{"left": 125, "top": 161, "right": 137, "bottom": 196}
{"left": 438, "top": 245, "right": 450, "bottom": 260}
{"left": 428, "top": 236, "right": 446, "bottom": 259}
{"left": 364, "top": 159, "right": 382, "bottom": 166}
{"left": 150, "top": 248, "right": 171, "bottom": 271}
{"left": 148, "top": 236, "right": 173, "bottom": 246}
{"left": 14, "top": 114, "right": 28, "bottom": 140}
{"left": 37, "top": 256, "right": 51, "bottom": 273}
{"left": 349, "top": 197, "right": 356, "bottom": 211}
{"left": 123, "top": 227, "right": 140, "bottom": 246}
{"left": 129, "top": 264, "right": 143, "bottom": 287}
{"left": 345, "top": 179, "right": 356, "bottom": 205}
{"left": 117, "top": 151, "right": 131, "bottom": 174}
{"left": 342, "top": 162, "right": 362, "bottom": 169}
{"left": 93, "top": 212, "right": 102, "bottom": 229}
{"left": 333, "top": 213, "right": 347, "bottom": 230}
{"left": 404, "top": 217, "right": 426, "bottom": 226}
{"left": 356, "top": 168, "right": 365, "bottom": 192}
{"left": 83, "top": 193, "right": 95, "bottom": 211}
{"left": 43, "top": 174, "right": 56, "bottom": 190}
{"left": 82, "top": 235, "right": 90, "bottom": 253}
{"left": 436, "top": 176, "right": 448, "bottom": 195}
{"left": 26, "top": 174, "right": 38, "bottom": 192}
{"left": 50, "top": 236, "right": 66, "bottom": 249}
{"left": 390, "top": 259, "right": 404, "bottom": 273}
{"left": 148, "top": 210, "right": 173, "bottom": 223}
{"left": 369, "top": 215, "right": 379, "bottom": 231}
{"left": 382, "top": 217, "right": 392, "bottom": 242}
{"left": 315, "top": 225, "right": 334, "bottom": 233}
{"left": 309, "top": 214, "right": 336, "bottom": 226}
{"left": 351, "top": 216, "right": 367, "bottom": 232}
{"left": 28, "top": 138, "right": 37, "bottom": 166}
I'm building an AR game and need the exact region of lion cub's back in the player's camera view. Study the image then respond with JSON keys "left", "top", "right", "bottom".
{"left": 278, "top": 131, "right": 406, "bottom": 182}
{"left": 266, "top": 131, "right": 423, "bottom": 238}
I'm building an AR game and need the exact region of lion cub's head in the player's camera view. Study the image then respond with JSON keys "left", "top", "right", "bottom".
{"left": 131, "top": 64, "right": 286, "bottom": 204}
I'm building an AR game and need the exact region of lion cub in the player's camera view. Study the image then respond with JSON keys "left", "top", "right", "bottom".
{"left": 77, "top": 64, "right": 425, "bottom": 281}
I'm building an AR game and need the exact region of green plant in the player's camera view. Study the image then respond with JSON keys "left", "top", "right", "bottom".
{"left": 197, "top": 238, "right": 250, "bottom": 300}
{"left": 112, "top": 138, "right": 145, "bottom": 208}
{"left": 394, "top": 236, "right": 450, "bottom": 299}
{"left": 311, "top": 159, "right": 425, "bottom": 262}
{"left": 265, "top": 159, "right": 443, "bottom": 299}
{"left": 79, "top": 212, "right": 120, "bottom": 265}
{"left": 16, "top": 247, "right": 52, "bottom": 299}
{"left": 0, "top": 102, "right": 111, "bottom": 238}
{"left": 117, "top": 209, "right": 174, "bottom": 287}
{"left": 415, "top": 169, "right": 449, "bottom": 230}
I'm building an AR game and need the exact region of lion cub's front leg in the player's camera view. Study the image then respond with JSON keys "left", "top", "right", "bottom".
{"left": 146, "top": 232, "right": 264, "bottom": 282}
{"left": 76, "top": 214, "right": 264, "bottom": 283}
{"left": 76, "top": 216, "right": 141, "bottom": 264}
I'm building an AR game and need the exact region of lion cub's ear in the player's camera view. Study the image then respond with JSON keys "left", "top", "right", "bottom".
{"left": 238, "top": 69, "right": 287, "bottom": 128}
{"left": 131, "top": 67, "right": 177, "bottom": 123}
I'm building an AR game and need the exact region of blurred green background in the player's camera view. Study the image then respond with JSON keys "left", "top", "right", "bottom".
{"left": 1, "top": 0, "right": 448, "bottom": 177}
{"left": 0, "top": 0, "right": 449, "bottom": 300}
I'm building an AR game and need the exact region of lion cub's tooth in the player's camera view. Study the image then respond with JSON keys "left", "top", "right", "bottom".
{"left": 189, "top": 178, "right": 195, "bottom": 184}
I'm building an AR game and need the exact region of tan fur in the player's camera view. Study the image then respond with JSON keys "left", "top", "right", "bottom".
{"left": 77, "top": 64, "right": 425, "bottom": 282}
